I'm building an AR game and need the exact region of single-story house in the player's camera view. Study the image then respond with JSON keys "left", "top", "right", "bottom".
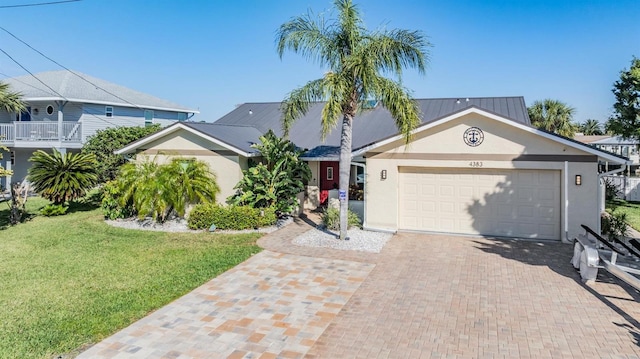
{"left": 117, "top": 97, "right": 630, "bottom": 242}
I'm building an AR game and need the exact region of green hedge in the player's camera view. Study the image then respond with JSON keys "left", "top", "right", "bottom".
{"left": 188, "top": 204, "right": 277, "bottom": 230}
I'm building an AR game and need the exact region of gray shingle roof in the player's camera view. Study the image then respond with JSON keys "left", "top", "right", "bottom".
{"left": 3, "top": 70, "right": 197, "bottom": 113}
{"left": 214, "top": 97, "right": 530, "bottom": 152}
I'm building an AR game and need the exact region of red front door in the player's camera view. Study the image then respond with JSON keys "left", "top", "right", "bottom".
{"left": 319, "top": 161, "right": 339, "bottom": 204}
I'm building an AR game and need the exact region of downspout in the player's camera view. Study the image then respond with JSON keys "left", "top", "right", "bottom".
{"left": 564, "top": 161, "right": 569, "bottom": 243}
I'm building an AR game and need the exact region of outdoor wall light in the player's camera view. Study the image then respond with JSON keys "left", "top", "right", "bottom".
{"left": 575, "top": 175, "right": 582, "bottom": 186}
{"left": 381, "top": 169, "right": 387, "bottom": 180}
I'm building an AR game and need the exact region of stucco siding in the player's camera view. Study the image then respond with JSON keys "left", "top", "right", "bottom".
{"left": 364, "top": 112, "right": 601, "bottom": 241}
{"left": 137, "top": 130, "right": 245, "bottom": 203}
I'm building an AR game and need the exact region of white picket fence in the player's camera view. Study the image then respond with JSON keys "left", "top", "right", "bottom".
{"left": 603, "top": 175, "right": 640, "bottom": 202}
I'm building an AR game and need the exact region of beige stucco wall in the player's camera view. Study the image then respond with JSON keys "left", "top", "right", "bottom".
{"left": 365, "top": 113, "right": 600, "bottom": 241}
{"left": 136, "top": 129, "right": 246, "bottom": 203}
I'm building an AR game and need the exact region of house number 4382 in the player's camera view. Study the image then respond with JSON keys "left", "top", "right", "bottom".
{"left": 469, "top": 161, "right": 483, "bottom": 168}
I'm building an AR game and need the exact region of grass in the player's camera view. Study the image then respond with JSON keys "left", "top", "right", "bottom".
{"left": 0, "top": 197, "right": 262, "bottom": 359}
{"left": 607, "top": 199, "right": 640, "bottom": 232}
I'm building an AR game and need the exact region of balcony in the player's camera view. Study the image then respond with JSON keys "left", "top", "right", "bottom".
{"left": 0, "top": 121, "right": 82, "bottom": 148}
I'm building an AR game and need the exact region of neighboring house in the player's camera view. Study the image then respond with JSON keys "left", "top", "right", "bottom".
{"left": 117, "top": 97, "right": 629, "bottom": 241}
{"left": 0, "top": 70, "right": 198, "bottom": 187}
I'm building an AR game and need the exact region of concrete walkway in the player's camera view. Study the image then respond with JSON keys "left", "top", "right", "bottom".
{"left": 78, "top": 216, "right": 640, "bottom": 358}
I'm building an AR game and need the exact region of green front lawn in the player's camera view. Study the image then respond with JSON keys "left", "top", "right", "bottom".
{"left": 607, "top": 200, "right": 640, "bottom": 232}
{"left": 0, "top": 198, "right": 262, "bottom": 359}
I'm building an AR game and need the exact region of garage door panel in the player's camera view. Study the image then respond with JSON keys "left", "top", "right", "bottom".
{"left": 399, "top": 168, "right": 560, "bottom": 240}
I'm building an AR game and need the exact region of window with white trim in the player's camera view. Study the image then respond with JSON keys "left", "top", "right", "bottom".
{"left": 105, "top": 106, "right": 113, "bottom": 117}
{"left": 177, "top": 112, "right": 186, "bottom": 121}
{"left": 144, "top": 110, "right": 154, "bottom": 127}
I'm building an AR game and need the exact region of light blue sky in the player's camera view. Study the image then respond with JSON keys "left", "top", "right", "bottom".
{"left": 0, "top": 0, "right": 638, "bottom": 126}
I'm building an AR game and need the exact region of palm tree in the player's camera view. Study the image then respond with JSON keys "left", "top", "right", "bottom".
{"left": 0, "top": 81, "right": 25, "bottom": 114}
{"left": 117, "top": 157, "right": 219, "bottom": 222}
{"left": 28, "top": 149, "right": 98, "bottom": 205}
{"left": 276, "top": 0, "right": 430, "bottom": 239}
{"left": 579, "top": 119, "right": 603, "bottom": 136}
{"left": 527, "top": 99, "right": 578, "bottom": 138}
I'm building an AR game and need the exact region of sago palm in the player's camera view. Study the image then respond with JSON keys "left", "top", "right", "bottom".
{"left": 0, "top": 81, "right": 25, "bottom": 114}
{"left": 276, "top": 0, "right": 431, "bottom": 239}
{"left": 28, "top": 149, "right": 98, "bottom": 205}
{"left": 528, "top": 99, "right": 578, "bottom": 138}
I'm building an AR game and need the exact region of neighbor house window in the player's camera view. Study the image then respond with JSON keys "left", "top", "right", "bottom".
{"left": 144, "top": 110, "right": 154, "bottom": 126}
{"left": 327, "top": 167, "right": 333, "bottom": 180}
{"left": 177, "top": 112, "right": 186, "bottom": 121}
{"left": 46, "top": 105, "right": 54, "bottom": 115}
{"left": 105, "top": 106, "right": 113, "bottom": 117}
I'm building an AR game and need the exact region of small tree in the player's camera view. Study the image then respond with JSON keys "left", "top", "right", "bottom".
{"left": 81, "top": 124, "right": 161, "bottom": 183}
{"left": 116, "top": 157, "right": 219, "bottom": 222}
{"left": 28, "top": 149, "right": 98, "bottom": 205}
{"left": 606, "top": 57, "right": 640, "bottom": 141}
{"left": 228, "top": 130, "right": 311, "bottom": 214}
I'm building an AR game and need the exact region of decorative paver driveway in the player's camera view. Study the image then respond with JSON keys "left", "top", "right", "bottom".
{"left": 79, "top": 218, "right": 640, "bottom": 358}
{"left": 77, "top": 250, "right": 374, "bottom": 358}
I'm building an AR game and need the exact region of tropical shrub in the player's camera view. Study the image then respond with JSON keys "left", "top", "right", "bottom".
{"left": 603, "top": 177, "right": 623, "bottom": 201}
{"left": 28, "top": 149, "right": 98, "bottom": 205}
{"left": 228, "top": 130, "right": 310, "bottom": 214}
{"left": 115, "top": 157, "right": 219, "bottom": 222}
{"left": 322, "top": 207, "right": 361, "bottom": 230}
{"left": 40, "top": 203, "right": 68, "bottom": 216}
{"left": 602, "top": 209, "right": 629, "bottom": 241}
{"left": 81, "top": 124, "right": 161, "bottom": 183}
{"left": 187, "top": 203, "right": 277, "bottom": 230}
{"left": 100, "top": 181, "right": 135, "bottom": 220}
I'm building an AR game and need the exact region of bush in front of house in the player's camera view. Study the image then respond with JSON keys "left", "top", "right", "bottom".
{"left": 100, "top": 180, "right": 135, "bottom": 220}
{"left": 601, "top": 208, "right": 629, "bottom": 241}
{"left": 322, "top": 207, "right": 361, "bottom": 230}
{"left": 227, "top": 130, "right": 310, "bottom": 215}
{"left": 28, "top": 149, "right": 99, "bottom": 205}
{"left": 187, "top": 203, "right": 277, "bottom": 230}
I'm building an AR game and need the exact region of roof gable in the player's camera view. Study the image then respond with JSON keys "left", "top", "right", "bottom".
{"left": 4, "top": 70, "right": 198, "bottom": 113}
{"left": 354, "top": 107, "right": 629, "bottom": 164}
{"left": 116, "top": 122, "right": 262, "bottom": 157}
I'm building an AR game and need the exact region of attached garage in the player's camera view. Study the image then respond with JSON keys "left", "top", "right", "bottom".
{"left": 398, "top": 167, "right": 560, "bottom": 240}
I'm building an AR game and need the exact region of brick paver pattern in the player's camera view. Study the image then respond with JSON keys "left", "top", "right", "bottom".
{"left": 78, "top": 216, "right": 640, "bottom": 358}
{"left": 77, "top": 250, "right": 374, "bottom": 358}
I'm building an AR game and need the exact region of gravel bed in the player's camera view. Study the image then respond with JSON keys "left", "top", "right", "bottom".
{"left": 292, "top": 227, "right": 393, "bottom": 253}
{"left": 105, "top": 216, "right": 293, "bottom": 234}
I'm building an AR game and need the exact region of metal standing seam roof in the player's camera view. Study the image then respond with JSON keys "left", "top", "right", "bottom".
{"left": 2, "top": 70, "right": 198, "bottom": 113}
{"left": 181, "top": 122, "right": 264, "bottom": 154}
{"left": 213, "top": 97, "right": 531, "bottom": 154}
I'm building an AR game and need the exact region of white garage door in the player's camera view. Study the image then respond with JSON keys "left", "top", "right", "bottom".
{"left": 399, "top": 167, "right": 561, "bottom": 240}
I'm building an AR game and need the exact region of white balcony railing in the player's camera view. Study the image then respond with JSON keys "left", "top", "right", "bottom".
{"left": 0, "top": 121, "right": 82, "bottom": 143}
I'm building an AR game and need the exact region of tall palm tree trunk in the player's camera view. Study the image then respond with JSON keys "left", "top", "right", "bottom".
{"left": 339, "top": 114, "right": 353, "bottom": 240}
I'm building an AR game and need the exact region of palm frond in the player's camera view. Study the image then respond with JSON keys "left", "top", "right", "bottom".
{"left": 281, "top": 78, "right": 327, "bottom": 136}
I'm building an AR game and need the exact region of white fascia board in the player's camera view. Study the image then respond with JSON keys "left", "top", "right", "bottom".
{"left": 300, "top": 157, "right": 340, "bottom": 161}
{"left": 115, "top": 123, "right": 251, "bottom": 157}
{"left": 353, "top": 107, "right": 631, "bottom": 165}
{"left": 23, "top": 97, "right": 199, "bottom": 114}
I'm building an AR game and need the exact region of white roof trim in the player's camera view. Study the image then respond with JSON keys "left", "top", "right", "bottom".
{"left": 300, "top": 157, "right": 340, "bottom": 161}
{"left": 353, "top": 107, "right": 631, "bottom": 165}
{"left": 115, "top": 123, "right": 252, "bottom": 157}
{"left": 23, "top": 97, "right": 199, "bottom": 114}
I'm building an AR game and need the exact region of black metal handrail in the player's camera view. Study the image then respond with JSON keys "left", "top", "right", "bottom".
{"left": 580, "top": 224, "right": 625, "bottom": 256}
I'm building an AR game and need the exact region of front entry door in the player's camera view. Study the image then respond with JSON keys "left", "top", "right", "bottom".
{"left": 319, "top": 161, "right": 339, "bottom": 204}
